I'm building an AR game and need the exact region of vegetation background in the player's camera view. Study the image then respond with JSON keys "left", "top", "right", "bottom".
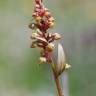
{"left": 0, "top": 0, "right": 96, "bottom": 96}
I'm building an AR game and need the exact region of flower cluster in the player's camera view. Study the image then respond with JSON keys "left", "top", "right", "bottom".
{"left": 29, "top": 0, "right": 61, "bottom": 64}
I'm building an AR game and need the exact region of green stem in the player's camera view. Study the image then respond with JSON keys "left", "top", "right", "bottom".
{"left": 51, "top": 63, "right": 63, "bottom": 96}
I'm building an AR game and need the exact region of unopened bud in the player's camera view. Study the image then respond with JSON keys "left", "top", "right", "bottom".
{"left": 31, "top": 32, "right": 38, "bottom": 39}
{"left": 65, "top": 64, "right": 71, "bottom": 70}
{"left": 49, "top": 22, "right": 55, "bottom": 28}
{"left": 44, "top": 11, "right": 51, "bottom": 17}
{"left": 39, "top": 57, "right": 46, "bottom": 64}
{"left": 54, "top": 33, "right": 61, "bottom": 40}
{"left": 46, "top": 43, "right": 54, "bottom": 52}
{"left": 35, "top": 16, "right": 41, "bottom": 22}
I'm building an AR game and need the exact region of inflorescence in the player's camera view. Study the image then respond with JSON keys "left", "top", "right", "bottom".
{"left": 29, "top": 0, "right": 61, "bottom": 64}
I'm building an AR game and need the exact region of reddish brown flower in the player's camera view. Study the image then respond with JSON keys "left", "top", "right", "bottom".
{"left": 29, "top": 0, "right": 61, "bottom": 63}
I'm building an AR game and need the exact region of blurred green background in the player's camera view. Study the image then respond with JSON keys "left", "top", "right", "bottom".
{"left": 0, "top": 0, "right": 96, "bottom": 96}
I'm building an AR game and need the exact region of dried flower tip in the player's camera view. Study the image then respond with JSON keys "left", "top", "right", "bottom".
{"left": 65, "top": 64, "right": 71, "bottom": 70}
{"left": 31, "top": 32, "right": 38, "bottom": 39}
{"left": 30, "top": 43, "right": 37, "bottom": 48}
{"left": 46, "top": 43, "right": 54, "bottom": 52}
{"left": 54, "top": 33, "right": 61, "bottom": 40}
{"left": 44, "top": 11, "right": 51, "bottom": 17}
{"left": 49, "top": 22, "right": 55, "bottom": 28}
{"left": 39, "top": 57, "right": 46, "bottom": 64}
{"left": 35, "top": 16, "right": 41, "bottom": 22}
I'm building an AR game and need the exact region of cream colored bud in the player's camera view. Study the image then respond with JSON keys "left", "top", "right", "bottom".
{"left": 54, "top": 33, "right": 61, "bottom": 40}
{"left": 49, "top": 22, "right": 55, "bottom": 28}
{"left": 39, "top": 57, "right": 46, "bottom": 64}
{"left": 65, "top": 64, "right": 71, "bottom": 70}
{"left": 46, "top": 43, "right": 54, "bottom": 52}
{"left": 31, "top": 32, "right": 38, "bottom": 39}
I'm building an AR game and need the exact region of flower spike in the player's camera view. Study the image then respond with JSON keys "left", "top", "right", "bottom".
{"left": 28, "top": 0, "right": 71, "bottom": 96}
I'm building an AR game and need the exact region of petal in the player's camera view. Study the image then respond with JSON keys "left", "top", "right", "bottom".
{"left": 36, "top": 37, "right": 48, "bottom": 43}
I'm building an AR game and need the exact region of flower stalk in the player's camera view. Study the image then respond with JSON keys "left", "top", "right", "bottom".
{"left": 28, "top": 0, "right": 71, "bottom": 96}
{"left": 52, "top": 62, "right": 63, "bottom": 96}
